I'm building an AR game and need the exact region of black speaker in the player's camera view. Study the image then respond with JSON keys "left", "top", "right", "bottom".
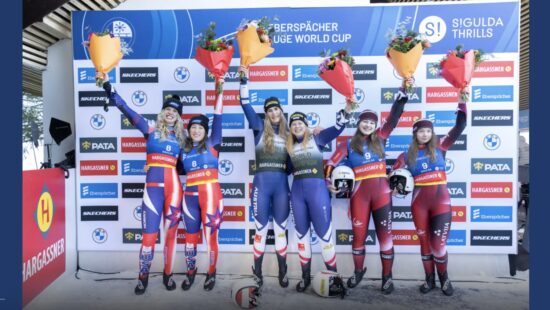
{"left": 49, "top": 117, "right": 72, "bottom": 145}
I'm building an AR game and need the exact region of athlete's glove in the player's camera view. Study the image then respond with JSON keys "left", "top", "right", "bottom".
{"left": 335, "top": 109, "right": 351, "bottom": 127}
{"left": 395, "top": 88, "right": 408, "bottom": 105}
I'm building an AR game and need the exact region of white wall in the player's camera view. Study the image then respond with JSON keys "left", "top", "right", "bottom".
{"left": 42, "top": 39, "right": 75, "bottom": 166}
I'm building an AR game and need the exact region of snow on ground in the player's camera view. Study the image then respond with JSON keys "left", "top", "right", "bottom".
{"left": 27, "top": 270, "right": 528, "bottom": 310}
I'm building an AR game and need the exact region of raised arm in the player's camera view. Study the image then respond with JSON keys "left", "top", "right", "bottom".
{"left": 103, "top": 82, "right": 153, "bottom": 136}
{"left": 392, "top": 152, "right": 406, "bottom": 170}
{"left": 208, "top": 79, "right": 224, "bottom": 147}
{"left": 239, "top": 75, "right": 263, "bottom": 133}
{"left": 377, "top": 88, "right": 408, "bottom": 139}
{"left": 439, "top": 102, "right": 467, "bottom": 152}
{"left": 315, "top": 109, "right": 351, "bottom": 146}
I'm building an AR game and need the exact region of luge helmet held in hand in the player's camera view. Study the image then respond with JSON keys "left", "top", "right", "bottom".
{"left": 389, "top": 168, "right": 414, "bottom": 195}
{"left": 330, "top": 165, "right": 355, "bottom": 199}
{"left": 312, "top": 270, "right": 347, "bottom": 298}
{"left": 231, "top": 278, "right": 261, "bottom": 309}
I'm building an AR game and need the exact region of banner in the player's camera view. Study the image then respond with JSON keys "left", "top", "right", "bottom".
{"left": 73, "top": 1, "right": 519, "bottom": 254}
{"left": 22, "top": 168, "right": 66, "bottom": 306}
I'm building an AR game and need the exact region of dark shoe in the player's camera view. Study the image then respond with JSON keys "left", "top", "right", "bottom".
{"left": 278, "top": 264, "right": 289, "bottom": 288}
{"left": 329, "top": 276, "right": 347, "bottom": 299}
{"left": 296, "top": 270, "right": 311, "bottom": 292}
{"left": 181, "top": 268, "right": 197, "bottom": 291}
{"left": 134, "top": 276, "right": 148, "bottom": 295}
{"left": 438, "top": 272, "right": 454, "bottom": 296}
{"left": 381, "top": 274, "right": 394, "bottom": 295}
{"left": 163, "top": 272, "right": 176, "bottom": 291}
{"left": 347, "top": 267, "right": 367, "bottom": 288}
{"left": 204, "top": 270, "right": 216, "bottom": 291}
{"left": 252, "top": 266, "right": 263, "bottom": 287}
{"left": 419, "top": 273, "right": 436, "bottom": 294}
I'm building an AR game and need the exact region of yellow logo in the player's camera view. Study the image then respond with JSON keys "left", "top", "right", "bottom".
{"left": 123, "top": 118, "right": 131, "bottom": 126}
{"left": 280, "top": 70, "right": 286, "bottom": 77}
{"left": 205, "top": 170, "right": 211, "bottom": 176}
{"left": 338, "top": 233, "right": 348, "bottom": 242}
{"left": 82, "top": 140, "right": 91, "bottom": 150}
{"left": 237, "top": 211, "right": 243, "bottom": 217}
{"left": 124, "top": 231, "right": 135, "bottom": 240}
{"left": 383, "top": 91, "right": 394, "bottom": 101}
{"left": 412, "top": 234, "right": 419, "bottom": 241}
{"left": 428, "top": 64, "right": 440, "bottom": 76}
{"left": 504, "top": 187, "right": 510, "bottom": 193}
{"left": 36, "top": 187, "right": 54, "bottom": 234}
{"left": 110, "top": 165, "right": 116, "bottom": 171}
{"left": 505, "top": 66, "right": 512, "bottom": 72}
{"left": 473, "top": 162, "right": 484, "bottom": 171}
{"left": 312, "top": 168, "right": 318, "bottom": 174}
{"left": 413, "top": 116, "right": 420, "bottom": 122}
{"left": 458, "top": 211, "right": 464, "bottom": 217}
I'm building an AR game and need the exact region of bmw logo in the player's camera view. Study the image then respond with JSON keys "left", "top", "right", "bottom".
{"left": 131, "top": 90, "right": 147, "bottom": 107}
{"left": 92, "top": 228, "right": 108, "bottom": 244}
{"left": 354, "top": 88, "right": 365, "bottom": 103}
{"left": 306, "top": 112, "right": 320, "bottom": 128}
{"left": 483, "top": 133, "right": 501, "bottom": 150}
{"left": 174, "top": 66, "right": 190, "bottom": 83}
{"left": 445, "top": 158, "right": 454, "bottom": 174}
{"left": 90, "top": 114, "right": 106, "bottom": 130}
{"left": 310, "top": 228, "right": 319, "bottom": 245}
{"left": 133, "top": 205, "right": 142, "bottom": 221}
{"left": 219, "top": 159, "right": 234, "bottom": 176}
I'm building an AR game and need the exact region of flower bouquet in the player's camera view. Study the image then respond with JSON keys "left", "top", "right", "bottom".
{"left": 235, "top": 16, "right": 277, "bottom": 76}
{"left": 195, "top": 22, "right": 234, "bottom": 94}
{"left": 82, "top": 30, "right": 131, "bottom": 87}
{"left": 318, "top": 48, "right": 358, "bottom": 110}
{"left": 437, "top": 44, "right": 487, "bottom": 102}
{"left": 385, "top": 17, "right": 430, "bottom": 92}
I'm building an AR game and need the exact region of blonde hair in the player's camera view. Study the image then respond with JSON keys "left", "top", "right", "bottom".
{"left": 286, "top": 128, "right": 311, "bottom": 155}
{"left": 407, "top": 132, "right": 439, "bottom": 167}
{"left": 263, "top": 113, "right": 288, "bottom": 154}
{"left": 156, "top": 110, "right": 186, "bottom": 146}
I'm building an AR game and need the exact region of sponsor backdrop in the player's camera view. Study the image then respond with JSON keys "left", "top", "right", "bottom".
{"left": 73, "top": 1, "right": 519, "bottom": 254}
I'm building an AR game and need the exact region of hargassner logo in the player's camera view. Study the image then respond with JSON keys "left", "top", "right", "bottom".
{"left": 474, "top": 61, "right": 514, "bottom": 78}
{"left": 221, "top": 183, "right": 245, "bottom": 199}
{"left": 205, "top": 113, "right": 245, "bottom": 129}
{"left": 163, "top": 90, "right": 201, "bottom": 106}
{"left": 426, "top": 87, "right": 459, "bottom": 103}
{"left": 381, "top": 88, "right": 421, "bottom": 104}
{"left": 472, "top": 86, "right": 513, "bottom": 102}
{"left": 121, "top": 160, "right": 146, "bottom": 176}
{"left": 220, "top": 137, "right": 245, "bottom": 152}
{"left": 335, "top": 230, "right": 376, "bottom": 246}
{"left": 352, "top": 64, "right": 377, "bottom": 80}
{"left": 447, "top": 182, "right": 467, "bottom": 198}
{"left": 471, "top": 110, "right": 513, "bottom": 126}
{"left": 437, "top": 134, "right": 467, "bottom": 151}
{"left": 218, "top": 229, "right": 246, "bottom": 245}
{"left": 120, "top": 67, "right": 158, "bottom": 83}
{"left": 471, "top": 230, "right": 512, "bottom": 246}
{"left": 206, "top": 90, "right": 239, "bottom": 106}
{"left": 249, "top": 89, "right": 288, "bottom": 106}
{"left": 222, "top": 206, "right": 245, "bottom": 222}
{"left": 81, "top": 206, "right": 118, "bottom": 221}
{"left": 80, "top": 138, "right": 117, "bottom": 153}
{"left": 426, "top": 111, "right": 456, "bottom": 127}
{"left": 471, "top": 182, "right": 513, "bottom": 198}
{"left": 121, "top": 137, "right": 146, "bottom": 152}
{"left": 78, "top": 68, "right": 116, "bottom": 84}
{"left": 80, "top": 160, "right": 118, "bottom": 176}
{"left": 292, "top": 89, "right": 332, "bottom": 105}
{"left": 384, "top": 135, "right": 412, "bottom": 152}
{"left": 80, "top": 183, "right": 118, "bottom": 199}
{"left": 471, "top": 158, "right": 513, "bottom": 174}
{"left": 391, "top": 230, "right": 419, "bottom": 246}
{"left": 483, "top": 134, "right": 501, "bottom": 150}
{"left": 121, "top": 114, "right": 156, "bottom": 129}
{"left": 248, "top": 65, "right": 288, "bottom": 82}
{"left": 381, "top": 111, "right": 421, "bottom": 127}
{"left": 78, "top": 91, "right": 112, "bottom": 108}
{"left": 293, "top": 65, "right": 320, "bottom": 81}
{"left": 471, "top": 206, "right": 512, "bottom": 222}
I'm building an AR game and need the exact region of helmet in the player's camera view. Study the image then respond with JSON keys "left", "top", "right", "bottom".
{"left": 231, "top": 278, "right": 260, "bottom": 309}
{"left": 389, "top": 168, "right": 414, "bottom": 196}
{"left": 330, "top": 165, "right": 355, "bottom": 199}
{"left": 312, "top": 270, "right": 347, "bottom": 298}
